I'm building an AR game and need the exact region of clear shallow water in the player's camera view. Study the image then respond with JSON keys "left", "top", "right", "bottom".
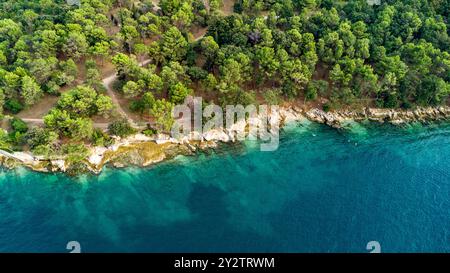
{"left": 1, "top": 122, "right": 450, "bottom": 252}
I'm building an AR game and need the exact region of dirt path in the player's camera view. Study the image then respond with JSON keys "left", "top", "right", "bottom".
{"left": 15, "top": 0, "right": 236, "bottom": 129}
{"left": 21, "top": 118, "right": 110, "bottom": 130}
{"left": 16, "top": 96, "right": 60, "bottom": 120}
{"left": 203, "top": 0, "right": 210, "bottom": 12}
{"left": 102, "top": 59, "right": 151, "bottom": 128}
{"left": 193, "top": 27, "right": 208, "bottom": 41}
{"left": 152, "top": 0, "right": 160, "bottom": 10}
{"left": 221, "top": 0, "right": 235, "bottom": 15}
{"left": 17, "top": 59, "right": 151, "bottom": 130}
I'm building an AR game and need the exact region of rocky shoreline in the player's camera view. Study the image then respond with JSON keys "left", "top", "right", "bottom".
{"left": 2, "top": 105, "right": 450, "bottom": 174}
{"left": 304, "top": 106, "right": 450, "bottom": 128}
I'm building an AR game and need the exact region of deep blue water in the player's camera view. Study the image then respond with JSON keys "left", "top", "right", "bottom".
{"left": 1, "top": 121, "right": 450, "bottom": 252}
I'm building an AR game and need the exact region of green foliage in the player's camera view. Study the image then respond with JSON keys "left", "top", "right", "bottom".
{"left": 122, "top": 80, "right": 142, "bottom": 98}
{"left": 112, "top": 53, "right": 140, "bottom": 80}
{"left": 169, "top": 82, "right": 192, "bottom": 104}
{"left": 7, "top": 117, "right": 28, "bottom": 146}
{"left": 142, "top": 91, "right": 156, "bottom": 109}
{"left": 96, "top": 95, "right": 114, "bottom": 117}
{"left": 5, "top": 99, "right": 24, "bottom": 114}
{"left": 263, "top": 89, "right": 282, "bottom": 105}
{"left": 201, "top": 73, "right": 217, "bottom": 93}
{"left": 187, "top": 66, "right": 208, "bottom": 81}
{"left": 91, "top": 41, "right": 110, "bottom": 60}
{"left": 21, "top": 75, "right": 42, "bottom": 106}
{"left": 416, "top": 76, "right": 450, "bottom": 106}
{"left": 305, "top": 80, "right": 329, "bottom": 102}
{"left": 160, "top": 26, "right": 188, "bottom": 63}
{"left": 59, "top": 59, "right": 78, "bottom": 86}
{"left": 200, "top": 36, "right": 219, "bottom": 62}
{"left": 0, "top": 129, "right": 11, "bottom": 151}
{"left": 322, "top": 102, "right": 331, "bottom": 112}
{"left": 61, "top": 143, "right": 89, "bottom": 164}
{"left": 108, "top": 119, "right": 136, "bottom": 138}
{"left": 25, "top": 127, "right": 58, "bottom": 156}
{"left": 44, "top": 108, "right": 93, "bottom": 140}
{"left": 129, "top": 91, "right": 156, "bottom": 114}
{"left": 0, "top": 0, "right": 449, "bottom": 155}
{"left": 305, "top": 84, "right": 318, "bottom": 101}
{"left": 92, "top": 128, "right": 113, "bottom": 147}
{"left": 10, "top": 117, "right": 28, "bottom": 134}
{"left": 62, "top": 31, "right": 89, "bottom": 59}
{"left": 142, "top": 128, "right": 157, "bottom": 136}
{"left": 160, "top": 61, "right": 189, "bottom": 89}
{"left": 57, "top": 85, "right": 112, "bottom": 117}
{"left": 151, "top": 99, "right": 174, "bottom": 133}
{"left": 0, "top": 88, "right": 4, "bottom": 114}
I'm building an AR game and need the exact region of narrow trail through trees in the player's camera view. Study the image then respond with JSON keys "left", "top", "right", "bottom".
{"left": 20, "top": 59, "right": 152, "bottom": 130}
{"left": 102, "top": 59, "right": 151, "bottom": 128}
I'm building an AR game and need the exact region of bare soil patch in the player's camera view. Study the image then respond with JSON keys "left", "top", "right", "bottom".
{"left": 221, "top": 0, "right": 235, "bottom": 16}
{"left": 16, "top": 95, "right": 60, "bottom": 119}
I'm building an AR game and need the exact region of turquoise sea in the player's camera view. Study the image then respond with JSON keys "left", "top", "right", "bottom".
{"left": 1, "top": 121, "right": 450, "bottom": 252}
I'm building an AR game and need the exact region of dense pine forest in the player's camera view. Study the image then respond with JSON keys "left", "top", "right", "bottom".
{"left": 0, "top": 0, "right": 449, "bottom": 160}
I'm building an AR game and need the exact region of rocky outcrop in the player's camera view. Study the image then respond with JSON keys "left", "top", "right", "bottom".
{"left": 305, "top": 106, "right": 450, "bottom": 128}
{"left": 2, "top": 105, "right": 450, "bottom": 174}
{"left": 279, "top": 107, "right": 305, "bottom": 124}
{"left": 203, "top": 129, "right": 231, "bottom": 142}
